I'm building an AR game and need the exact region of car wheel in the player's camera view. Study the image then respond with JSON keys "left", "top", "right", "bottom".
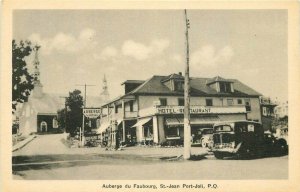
{"left": 275, "top": 139, "right": 288, "bottom": 156}
{"left": 201, "top": 139, "right": 206, "bottom": 148}
{"left": 214, "top": 152, "right": 224, "bottom": 159}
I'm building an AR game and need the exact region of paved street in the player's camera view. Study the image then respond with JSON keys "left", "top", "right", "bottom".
{"left": 13, "top": 134, "right": 288, "bottom": 180}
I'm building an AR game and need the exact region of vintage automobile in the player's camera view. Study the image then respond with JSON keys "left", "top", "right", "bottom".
{"left": 211, "top": 120, "right": 288, "bottom": 159}
{"left": 263, "top": 131, "right": 288, "bottom": 156}
{"left": 200, "top": 128, "right": 213, "bottom": 148}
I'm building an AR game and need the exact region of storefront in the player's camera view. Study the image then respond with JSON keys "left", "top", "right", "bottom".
{"left": 130, "top": 106, "right": 247, "bottom": 145}
{"left": 132, "top": 117, "right": 153, "bottom": 145}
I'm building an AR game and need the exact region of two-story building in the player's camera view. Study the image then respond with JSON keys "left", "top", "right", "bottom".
{"left": 274, "top": 101, "right": 288, "bottom": 119}
{"left": 259, "top": 96, "right": 277, "bottom": 131}
{"left": 98, "top": 73, "right": 262, "bottom": 146}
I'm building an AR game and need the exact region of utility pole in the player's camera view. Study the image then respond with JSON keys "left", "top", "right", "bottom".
{"left": 75, "top": 84, "right": 96, "bottom": 107}
{"left": 76, "top": 84, "right": 96, "bottom": 147}
{"left": 183, "top": 9, "right": 191, "bottom": 160}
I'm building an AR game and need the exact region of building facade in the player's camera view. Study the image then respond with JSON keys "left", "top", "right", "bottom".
{"left": 259, "top": 96, "right": 277, "bottom": 131}
{"left": 98, "top": 73, "right": 262, "bottom": 146}
{"left": 274, "top": 101, "right": 288, "bottom": 119}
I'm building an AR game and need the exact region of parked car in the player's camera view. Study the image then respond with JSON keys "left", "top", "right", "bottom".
{"left": 200, "top": 128, "right": 213, "bottom": 148}
{"left": 263, "top": 132, "right": 288, "bottom": 156}
{"left": 211, "top": 121, "right": 288, "bottom": 159}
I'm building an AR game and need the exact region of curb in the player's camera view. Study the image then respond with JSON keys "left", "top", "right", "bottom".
{"left": 12, "top": 135, "right": 37, "bottom": 152}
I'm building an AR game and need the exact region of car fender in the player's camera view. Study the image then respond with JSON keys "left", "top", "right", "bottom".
{"left": 233, "top": 142, "right": 242, "bottom": 153}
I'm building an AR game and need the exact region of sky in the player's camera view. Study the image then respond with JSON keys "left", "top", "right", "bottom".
{"left": 13, "top": 10, "right": 288, "bottom": 102}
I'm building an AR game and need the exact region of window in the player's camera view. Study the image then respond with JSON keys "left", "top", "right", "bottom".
{"left": 248, "top": 124, "right": 255, "bottom": 132}
{"left": 263, "top": 107, "right": 267, "bottom": 116}
{"left": 178, "top": 98, "right": 184, "bottom": 106}
{"left": 220, "top": 98, "right": 224, "bottom": 106}
{"left": 175, "top": 81, "right": 184, "bottom": 91}
{"left": 206, "top": 99, "right": 213, "bottom": 106}
{"left": 159, "top": 98, "right": 167, "bottom": 106}
{"left": 245, "top": 99, "right": 251, "bottom": 112}
{"left": 235, "top": 123, "right": 258, "bottom": 133}
{"left": 237, "top": 99, "right": 243, "bottom": 104}
{"left": 143, "top": 126, "right": 153, "bottom": 138}
{"left": 214, "top": 125, "right": 232, "bottom": 132}
{"left": 219, "top": 82, "right": 232, "bottom": 93}
{"left": 227, "top": 99, "right": 234, "bottom": 106}
{"left": 166, "top": 127, "right": 179, "bottom": 137}
{"left": 115, "top": 106, "right": 118, "bottom": 113}
{"left": 129, "top": 101, "right": 134, "bottom": 112}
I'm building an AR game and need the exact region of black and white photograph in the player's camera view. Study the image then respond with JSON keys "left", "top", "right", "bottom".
{"left": 1, "top": 1, "right": 300, "bottom": 192}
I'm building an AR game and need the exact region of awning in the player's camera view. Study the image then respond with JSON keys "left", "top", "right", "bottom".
{"left": 97, "top": 121, "right": 110, "bottom": 134}
{"left": 117, "top": 119, "right": 122, "bottom": 125}
{"left": 131, "top": 117, "right": 152, "bottom": 128}
{"left": 165, "top": 116, "right": 220, "bottom": 126}
{"left": 190, "top": 116, "right": 220, "bottom": 125}
{"left": 165, "top": 118, "right": 181, "bottom": 126}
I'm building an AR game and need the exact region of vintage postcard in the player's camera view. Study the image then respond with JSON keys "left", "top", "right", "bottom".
{"left": 1, "top": 0, "right": 299, "bottom": 192}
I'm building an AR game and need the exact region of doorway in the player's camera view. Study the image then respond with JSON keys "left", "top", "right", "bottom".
{"left": 40, "top": 121, "right": 47, "bottom": 132}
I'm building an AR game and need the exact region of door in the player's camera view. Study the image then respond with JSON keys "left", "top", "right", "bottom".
{"left": 40, "top": 121, "right": 47, "bottom": 132}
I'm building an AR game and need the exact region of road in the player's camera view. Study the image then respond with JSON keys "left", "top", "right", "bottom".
{"left": 13, "top": 134, "right": 288, "bottom": 180}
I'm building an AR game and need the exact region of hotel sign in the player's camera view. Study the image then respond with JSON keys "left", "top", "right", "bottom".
{"left": 156, "top": 106, "right": 246, "bottom": 114}
{"left": 83, "top": 108, "right": 101, "bottom": 118}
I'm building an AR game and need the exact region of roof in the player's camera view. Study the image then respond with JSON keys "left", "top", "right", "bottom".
{"left": 206, "top": 76, "right": 234, "bottom": 85}
{"left": 100, "top": 75, "right": 262, "bottom": 107}
{"left": 161, "top": 73, "right": 184, "bottom": 82}
{"left": 128, "top": 75, "right": 261, "bottom": 97}
{"left": 214, "top": 120, "right": 262, "bottom": 126}
{"left": 101, "top": 94, "right": 136, "bottom": 107}
{"left": 121, "top": 80, "right": 145, "bottom": 85}
{"left": 24, "top": 93, "right": 62, "bottom": 114}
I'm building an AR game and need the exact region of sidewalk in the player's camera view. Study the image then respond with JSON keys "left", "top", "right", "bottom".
{"left": 12, "top": 133, "right": 210, "bottom": 162}
{"left": 12, "top": 135, "right": 36, "bottom": 152}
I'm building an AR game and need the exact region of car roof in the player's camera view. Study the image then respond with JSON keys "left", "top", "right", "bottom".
{"left": 214, "top": 120, "right": 262, "bottom": 127}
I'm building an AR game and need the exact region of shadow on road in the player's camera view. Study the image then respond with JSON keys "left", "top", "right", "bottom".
{"left": 12, "top": 153, "right": 168, "bottom": 172}
{"left": 221, "top": 150, "right": 288, "bottom": 160}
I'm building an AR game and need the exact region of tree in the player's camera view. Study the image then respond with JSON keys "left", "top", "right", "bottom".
{"left": 66, "top": 89, "right": 84, "bottom": 134}
{"left": 57, "top": 108, "right": 66, "bottom": 130}
{"left": 12, "top": 40, "right": 34, "bottom": 113}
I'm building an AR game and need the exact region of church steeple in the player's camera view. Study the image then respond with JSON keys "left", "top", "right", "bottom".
{"left": 100, "top": 74, "right": 109, "bottom": 102}
{"left": 32, "top": 45, "right": 43, "bottom": 98}
{"left": 33, "top": 45, "right": 41, "bottom": 85}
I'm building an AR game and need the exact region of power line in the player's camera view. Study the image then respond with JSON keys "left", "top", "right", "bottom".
{"left": 75, "top": 84, "right": 96, "bottom": 107}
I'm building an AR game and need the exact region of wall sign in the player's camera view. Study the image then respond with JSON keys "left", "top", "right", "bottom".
{"left": 156, "top": 106, "right": 246, "bottom": 114}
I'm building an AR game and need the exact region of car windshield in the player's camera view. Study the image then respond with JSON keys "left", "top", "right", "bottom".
{"left": 214, "top": 125, "right": 233, "bottom": 132}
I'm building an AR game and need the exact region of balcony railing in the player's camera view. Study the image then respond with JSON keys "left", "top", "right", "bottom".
{"left": 124, "top": 111, "right": 138, "bottom": 118}
{"left": 100, "top": 111, "right": 138, "bottom": 122}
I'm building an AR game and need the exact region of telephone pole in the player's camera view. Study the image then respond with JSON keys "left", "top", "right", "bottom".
{"left": 183, "top": 9, "right": 191, "bottom": 160}
{"left": 75, "top": 84, "right": 96, "bottom": 107}
{"left": 76, "top": 83, "right": 96, "bottom": 146}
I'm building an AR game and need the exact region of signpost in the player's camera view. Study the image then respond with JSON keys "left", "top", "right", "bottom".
{"left": 76, "top": 83, "right": 96, "bottom": 147}
{"left": 81, "top": 108, "right": 101, "bottom": 146}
